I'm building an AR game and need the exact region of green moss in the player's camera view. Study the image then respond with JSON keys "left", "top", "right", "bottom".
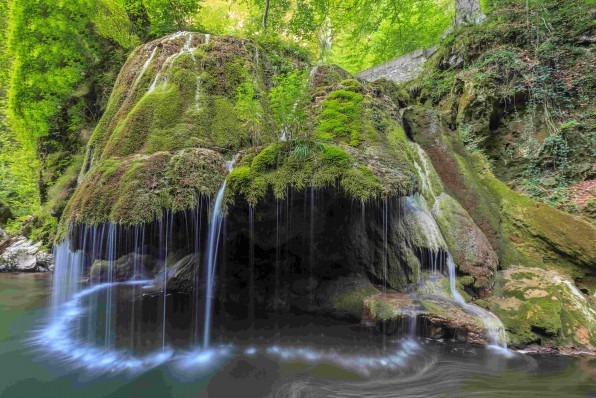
{"left": 45, "top": 154, "right": 84, "bottom": 217}
{"left": 251, "top": 143, "right": 282, "bottom": 173}
{"left": 56, "top": 148, "right": 226, "bottom": 235}
{"left": 210, "top": 96, "right": 245, "bottom": 149}
{"left": 489, "top": 267, "right": 595, "bottom": 348}
{"left": 320, "top": 144, "right": 351, "bottom": 168}
{"left": 387, "top": 123, "right": 417, "bottom": 174}
{"left": 333, "top": 286, "right": 379, "bottom": 317}
{"left": 166, "top": 149, "right": 225, "bottom": 209}
{"left": 223, "top": 58, "right": 248, "bottom": 97}
{"left": 316, "top": 90, "right": 364, "bottom": 146}
{"left": 367, "top": 298, "right": 401, "bottom": 321}
{"left": 472, "top": 151, "right": 596, "bottom": 275}
{"left": 225, "top": 167, "right": 252, "bottom": 199}
{"left": 224, "top": 140, "right": 394, "bottom": 205}
{"left": 340, "top": 78, "right": 363, "bottom": 92}
{"left": 340, "top": 166, "right": 384, "bottom": 203}
{"left": 368, "top": 78, "right": 410, "bottom": 108}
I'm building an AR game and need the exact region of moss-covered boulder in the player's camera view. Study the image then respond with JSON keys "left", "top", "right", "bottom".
{"left": 60, "top": 33, "right": 420, "bottom": 239}
{"left": 433, "top": 192, "right": 497, "bottom": 293}
{"left": 487, "top": 266, "right": 596, "bottom": 351}
{"left": 363, "top": 291, "right": 489, "bottom": 345}
{"left": 59, "top": 148, "right": 227, "bottom": 237}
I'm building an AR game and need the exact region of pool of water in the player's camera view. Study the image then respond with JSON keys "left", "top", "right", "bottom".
{"left": 0, "top": 273, "right": 594, "bottom": 398}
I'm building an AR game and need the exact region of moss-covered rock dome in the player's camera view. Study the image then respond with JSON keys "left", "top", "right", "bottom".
{"left": 59, "top": 33, "right": 419, "bottom": 238}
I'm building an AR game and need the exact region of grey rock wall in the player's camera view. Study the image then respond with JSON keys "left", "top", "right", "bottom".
{"left": 454, "top": 0, "right": 486, "bottom": 26}
{"left": 356, "top": 46, "right": 438, "bottom": 84}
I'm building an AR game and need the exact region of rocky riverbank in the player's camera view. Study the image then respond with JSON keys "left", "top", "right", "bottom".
{"left": 0, "top": 229, "right": 53, "bottom": 272}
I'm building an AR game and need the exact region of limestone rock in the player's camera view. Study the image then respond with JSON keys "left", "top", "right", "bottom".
{"left": 454, "top": 0, "right": 486, "bottom": 26}
{"left": 0, "top": 234, "right": 53, "bottom": 272}
{"left": 487, "top": 266, "right": 596, "bottom": 351}
{"left": 90, "top": 253, "right": 157, "bottom": 281}
{"left": 433, "top": 192, "right": 497, "bottom": 293}
{"left": 363, "top": 291, "right": 489, "bottom": 345}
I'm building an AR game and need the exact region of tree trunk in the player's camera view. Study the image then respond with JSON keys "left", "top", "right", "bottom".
{"left": 454, "top": 0, "right": 486, "bottom": 25}
{"left": 262, "top": 0, "right": 270, "bottom": 30}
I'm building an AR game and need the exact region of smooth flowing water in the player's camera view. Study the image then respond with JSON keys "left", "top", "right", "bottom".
{"left": 446, "top": 255, "right": 508, "bottom": 349}
{"left": 203, "top": 172, "right": 229, "bottom": 349}
{"left": 1, "top": 273, "right": 594, "bottom": 398}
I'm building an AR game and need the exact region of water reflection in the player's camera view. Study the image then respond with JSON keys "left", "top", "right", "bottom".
{"left": 0, "top": 274, "right": 593, "bottom": 397}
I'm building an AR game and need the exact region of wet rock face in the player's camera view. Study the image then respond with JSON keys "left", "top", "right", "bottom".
{"left": 71, "top": 189, "right": 459, "bottom": 323}
{"left": 363, "top": 291, "right": 489, "bottom": 345}
{"left": 217, "top": 190, "right": 442, "bottom": 318}
{"left": 488, "top": 266, "right": 596, "bottom": 350}
{"left": 432, "top": 193, "right": 497, "bottom": 294}
{"left": 403, "top": 105, "right": 596, "bottom": 276}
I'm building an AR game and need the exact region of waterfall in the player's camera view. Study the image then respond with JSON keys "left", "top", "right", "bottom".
{"left": 51, "top": 241, "right": 84, "bottom": 313}
{"left": 382, "top": 199, "right": 388, "bottom": 294}
{"left": 404, "top": 195, "right": 445, "bottom": 273}
{"left": 248, "top": 205, "right": 255, "bottom": 324}
{"left": 148, "top": 32, "right": 197, "bottom": 94}
{"left": 133, "top": 46, "right": 158, "bottom": 89}
{"left": 447, "top": 255, "right": 507, "bottom": 348}
{"left": 410, "top": 142, "right": 437, "bottom": 203}
{"left": 193, "top": 199, "right": 204, "bottom": 346}
{"left": 105, "top": 224, "right": 116, "bottom": 348}
{"left": 202, "top": 161, "right": 233, "bottom": 349}
{"left": 407, "top": 140, "right": 508, "bottom": 349}
{"left": 148, "top": 53, "right": 175, "bottom": 93}
{"left": 309, "top": 184, "right": 315, "bottom": 301}
{"left": 161, "top": 210, "right": 174, "bottom": 350}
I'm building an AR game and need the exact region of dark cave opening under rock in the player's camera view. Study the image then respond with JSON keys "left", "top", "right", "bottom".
{"left": 66, "top": 188, "right": 449, "bottom": 329}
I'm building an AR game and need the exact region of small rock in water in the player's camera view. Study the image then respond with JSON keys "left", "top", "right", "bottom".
{"left": 0, "top": 230, "right": 53, "bottom": 272}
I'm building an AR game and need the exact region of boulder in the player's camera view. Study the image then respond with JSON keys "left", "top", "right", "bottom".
{"left": 363, "top": 290, "right": 489, "bottom": 345}
{"left": 90, "top": 252, "right": 158, "bottom": 282}
{"left": 0, "top": 235, "right": 53, "bottom": 272}
{"left": 487, "top": 266, "right": 596, "bottom": 351}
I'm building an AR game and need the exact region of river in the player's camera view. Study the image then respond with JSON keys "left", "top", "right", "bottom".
{"left": 0, "top": 273, "right": 594, "bottom": 397}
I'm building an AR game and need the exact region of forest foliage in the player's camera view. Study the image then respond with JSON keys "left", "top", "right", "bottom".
{"left": 1, "top": 0, "right": 591, "bottom": 243}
